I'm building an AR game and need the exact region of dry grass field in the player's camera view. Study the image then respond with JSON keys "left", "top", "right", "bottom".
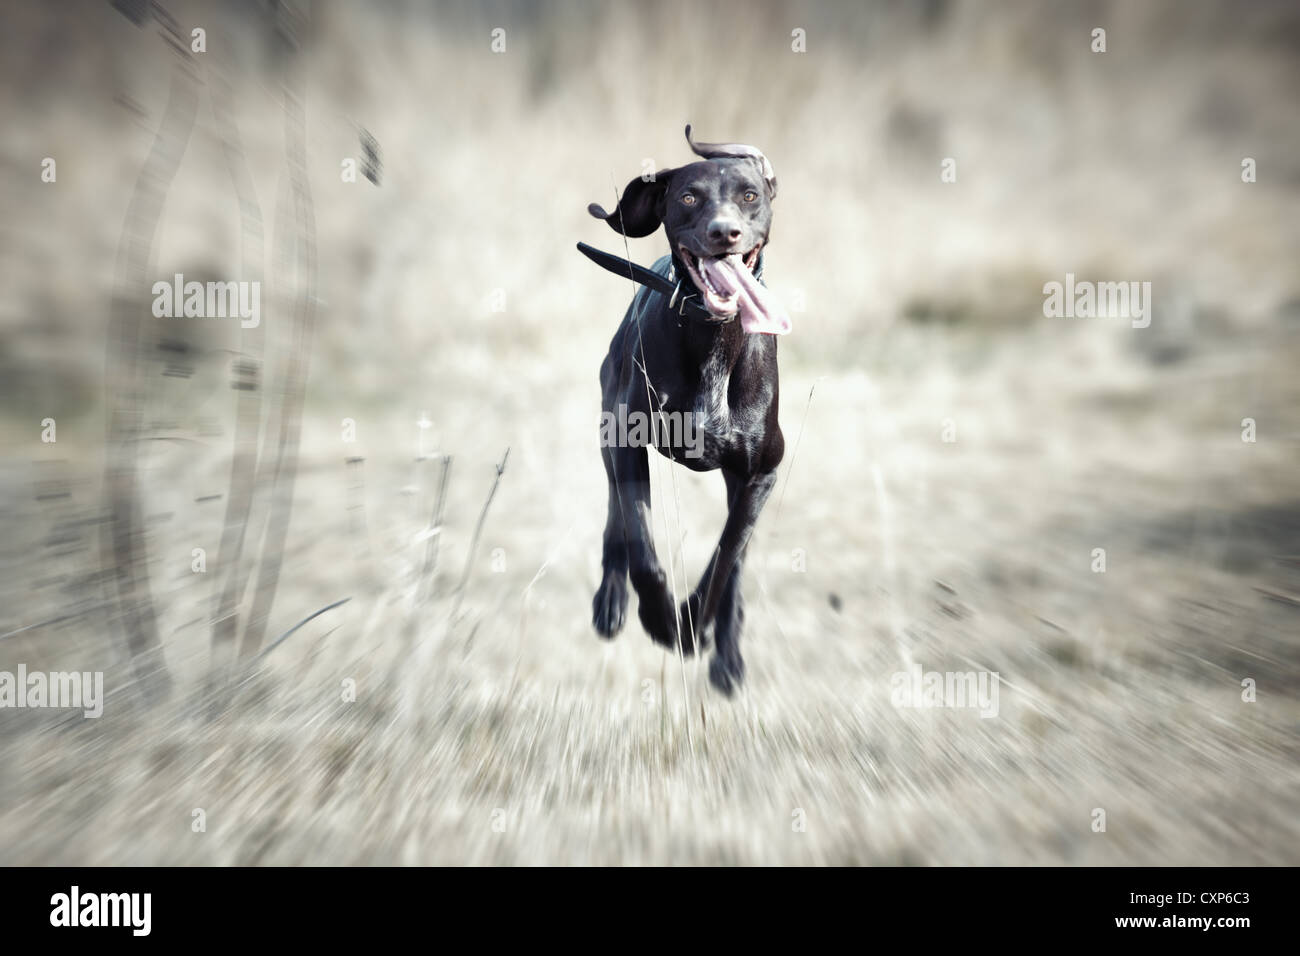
{"left": 1, "top": 0, "right": 1298, "bottom": 865}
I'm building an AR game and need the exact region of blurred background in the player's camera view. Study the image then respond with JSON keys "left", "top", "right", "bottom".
{"left": 0, "top": 0, "right": 1297, "bottom": 864}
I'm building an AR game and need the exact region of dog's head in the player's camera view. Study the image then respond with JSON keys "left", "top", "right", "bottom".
{"left": 589, "top": 126, "right": 786, "bottom": 329}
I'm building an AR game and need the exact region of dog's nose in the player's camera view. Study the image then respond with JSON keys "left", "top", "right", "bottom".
{"left": 707, "top": 219, "right": 743, "bottom": 247}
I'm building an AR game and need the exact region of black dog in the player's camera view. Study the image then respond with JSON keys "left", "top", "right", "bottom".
{"left": 586, "top": 126, "right": 790, "bottom": 695}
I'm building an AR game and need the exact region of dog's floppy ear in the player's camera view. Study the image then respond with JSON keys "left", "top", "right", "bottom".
{"left": 587, "top": 171, "right": 673, "bottom": 238}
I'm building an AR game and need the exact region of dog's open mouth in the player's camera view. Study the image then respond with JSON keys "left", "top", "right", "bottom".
{"left": 678, "top": 245, "right": 759, "bottom": 316}
{"left": 678, "top": 244, "right": 791, "bottom": 336}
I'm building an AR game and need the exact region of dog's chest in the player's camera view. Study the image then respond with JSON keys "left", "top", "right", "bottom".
{"left": 690, "top": 346, "right": 733, "bottom": 437}
{"left": 651, "top": 349, "right": 769, "bottom": 470}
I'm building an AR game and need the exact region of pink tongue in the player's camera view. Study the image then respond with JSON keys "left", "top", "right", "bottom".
{"left": 700, "top": 256, "right": 741, "bottom": 297}
{"left": 699, "top": 255, "right": 792, "bottom": 336}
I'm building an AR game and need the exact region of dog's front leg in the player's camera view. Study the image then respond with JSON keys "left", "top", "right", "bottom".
{"left": 687, "top": 469, "right": 777, "bottom": 693}
{"left": 605, "top": 443, "right": 691, "bottom": 653}
{"left": 593, "top": 442, "right": 630, "bottom": 638}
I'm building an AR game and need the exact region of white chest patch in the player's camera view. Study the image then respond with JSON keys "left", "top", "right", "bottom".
{"left": 693, "top": 346, "right": 732, "bottom": 437}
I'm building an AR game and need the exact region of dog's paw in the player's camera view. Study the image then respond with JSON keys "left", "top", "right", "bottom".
{"left": 708, "top": 652, "right": 745, "bottom": 696}
{"left": 630, "top": 567, "right": 682, "bottom": 651}
{"left": 592, "top": 573, "right": 628, "bottom": 639}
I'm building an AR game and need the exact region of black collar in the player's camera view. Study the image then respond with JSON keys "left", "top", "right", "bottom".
{"left": 577, "top": 242, "right": 764, "bottom": 325}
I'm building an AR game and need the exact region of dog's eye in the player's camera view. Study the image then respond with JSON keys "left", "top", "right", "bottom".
{"left": 681, "top": 193, "right": 696, "bottom": 206}
{"left": 743, "top": 190, "right": 758, "bottom": 203}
